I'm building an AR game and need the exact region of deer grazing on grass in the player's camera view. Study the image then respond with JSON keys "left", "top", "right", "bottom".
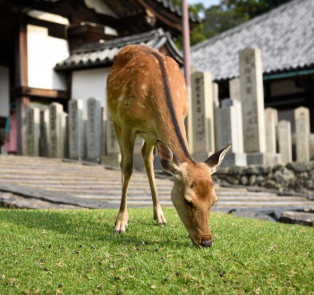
{"left": 107, "top": 44, "right": 230, "bottom": 247}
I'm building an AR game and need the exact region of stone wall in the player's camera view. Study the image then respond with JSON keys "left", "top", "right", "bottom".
{"left": 213, "top": 161, "right": 314, "bottom": 196}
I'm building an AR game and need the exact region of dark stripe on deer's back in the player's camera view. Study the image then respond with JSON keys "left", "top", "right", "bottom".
{"left": 150, "top": 51, "right": 195, "bottom": 163}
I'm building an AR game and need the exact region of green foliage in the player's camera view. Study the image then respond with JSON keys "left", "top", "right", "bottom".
{"left": 168, "top": 0, "right": 291, "bottom": 45}
{"left": 0, "top": 209, "right": 313, "bottom": 294}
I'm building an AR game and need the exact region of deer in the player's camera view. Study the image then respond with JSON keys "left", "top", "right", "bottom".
{"left": 107, "top": 44, "right": 231, "bottom": 247}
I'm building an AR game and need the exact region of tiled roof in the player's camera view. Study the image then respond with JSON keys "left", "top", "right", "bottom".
{"left": 191, "top": 0, "right": 314, "bottom": 81}
{"left": 55, "top": 28, "right": 183, "bottom": 71}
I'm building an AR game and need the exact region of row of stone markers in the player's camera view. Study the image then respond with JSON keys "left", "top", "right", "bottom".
{"left": 190, "top": 47, "right": 313, "bottom": 166}
{"left": 24, "top": 47, "right": 312, "bottom": 167}
{"left": 25, "top": 99, "right": 121, "bottom": 165}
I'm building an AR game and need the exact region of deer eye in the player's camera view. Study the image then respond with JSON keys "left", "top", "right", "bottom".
{"left": 184, "top": 199, "right": 194, "bottom": 208}
{"left": 189, "top": 181, "right": 196, "bottom": 189}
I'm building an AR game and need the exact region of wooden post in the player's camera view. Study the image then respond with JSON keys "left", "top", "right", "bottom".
{"left": 15, "top": 15, "right": 29, "bottom": 155}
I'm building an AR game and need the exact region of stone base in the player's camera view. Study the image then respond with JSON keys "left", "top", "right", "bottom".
{"left": 265, "top": 153, "right": 281, "bottom": 166}
{"left": 246, "top": 153, "right": 265, "bottom": 165}
{"left": 221, "top": 152, "right": 247, "bottom": 167}
{"left": 86, "top": 156, "right": 101, "bottom": 163}
{"left": 101, "top": 153, "right": 121, "bottom": 167}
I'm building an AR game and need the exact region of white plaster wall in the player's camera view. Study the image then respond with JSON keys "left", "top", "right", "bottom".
{"left": 71, "top": 68, "right": 110, "bottom": 114}
{"left": 0, "top": 66, "right": 9, "bottom": 117}
{"left": 27, "top": 25, "right": 69, "bottom": 90}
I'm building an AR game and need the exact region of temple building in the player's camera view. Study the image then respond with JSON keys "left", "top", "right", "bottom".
{"left": 0, "top": 0, "right": 199, "bottom": 154}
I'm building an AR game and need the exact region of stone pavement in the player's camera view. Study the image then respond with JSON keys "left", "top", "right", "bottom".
{"left": 0, "top": 155, "right": 313, "bottom": 216}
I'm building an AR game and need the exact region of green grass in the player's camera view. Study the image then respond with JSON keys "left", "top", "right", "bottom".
{"left": 0, "top": 209, "right": 313, "bottom": 295}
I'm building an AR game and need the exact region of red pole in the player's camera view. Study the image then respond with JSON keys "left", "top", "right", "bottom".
{"left": 182, "top": 0, "right": 191, "bottom": 87}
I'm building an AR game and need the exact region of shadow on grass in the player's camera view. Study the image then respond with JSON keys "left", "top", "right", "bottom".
{"left": 0, "top": 209, "right": 187, "bottom": 248}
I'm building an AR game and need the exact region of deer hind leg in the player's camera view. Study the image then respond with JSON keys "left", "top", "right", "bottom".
{"left": 141, "top": 142, "right": 167, "bottom": 225}
{"left": 113, "top": 123, "right": 136, "bottom": 234}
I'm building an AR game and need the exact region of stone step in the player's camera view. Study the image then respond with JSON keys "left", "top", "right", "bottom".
{"left": 71, "top": 195, "right": 307, "bottom": 202}
{"left": 107, "top": 200, "right": 314, "bottom": 208}
{"left": 0, "top": 155, "right": 313, "bottom": 212}
{"left": 2, "top": 181, "right": 272, "bottom": 196}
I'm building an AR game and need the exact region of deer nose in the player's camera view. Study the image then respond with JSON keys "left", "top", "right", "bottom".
{"left": 201, "top": 238, "right": 212, "bottom": 247}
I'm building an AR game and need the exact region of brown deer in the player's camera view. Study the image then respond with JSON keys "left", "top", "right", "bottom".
{"left": 107, "top": 44, "right": 230, "bottom": 247}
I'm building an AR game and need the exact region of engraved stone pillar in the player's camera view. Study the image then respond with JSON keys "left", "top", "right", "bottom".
{"left": 309, "top": 133, "right": 314, "bottom": 160}
{"left": 86, "top": 98, "right": 101, "bottom": 162}
{"left": 68, "top": 99, "right": 83, "bottom": 160}
{"left": 101, "top": 107, "right": 107, "bottom": 163}
{"left": 294, "top": 107, "right": 310, "bottom": 162}
{"left": 212, "top": 82, "right": 219, "bottom": 108}
{"left": 191, "top": 71, "right": 215, "bottom": 161}
{"left": 229, "top": 78, "right": 241, "bottom": 101}
{"left": 49, "top": 103, "right": 64, "bottom": 158}
{"left": 278, "top": 120, "right": 292, "bottom": 163}
{"left": 39, "top": 109, "right": 49, "bottom": 157}
{"left": 26, "top": 106, "right": 40, "bottom": 156}
{"left": 265, "top": 108, "right": 281, "bottom": 165}
{"left": 102, "top": 111, "right": 121, "bottom": 167}
{"left": 239, "top": 48, "right": 266, "bottom": 165}
{"left": 215, "top": 98, "right": 246, "bottom": 166}
{"left": 63, "top": 113, "right": 68, "bottom": 159}
{"left": 133, "top": 137, "right": 145, "bottom": 170}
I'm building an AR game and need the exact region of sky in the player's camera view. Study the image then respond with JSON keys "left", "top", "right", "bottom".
{"left": 187, "top": 0, "right": 220, "bottom": 7}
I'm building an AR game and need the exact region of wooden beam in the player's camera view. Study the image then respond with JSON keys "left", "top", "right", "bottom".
{"left": 12, "top": 86, "right": 69, "bottom": 100}
{"left": 26, "top": 16, "right": 67, "bottom": 39}
{"left": 15, "top": 15, "right": 28, "bottom": 87}
{"left": 137, "top": 0, "right": 182, "bottom": 32}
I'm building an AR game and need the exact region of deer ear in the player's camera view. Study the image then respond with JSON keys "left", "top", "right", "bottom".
{"left": 205, "top": 144, "right": 231, "bottom": 175}
{"left": 156, "top": 140, "right": 181, "bottom": 175}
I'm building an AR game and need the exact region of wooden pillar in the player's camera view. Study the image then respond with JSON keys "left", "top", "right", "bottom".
{"left": 15, "top": 15, "right": 29, "bottom": 155}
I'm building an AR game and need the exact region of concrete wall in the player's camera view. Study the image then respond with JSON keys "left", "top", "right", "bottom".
{"left": 71, "top": 68, "right": 110, "bottom": 114}
{"left": 27, "top": 24, "right": 69, "bottom": 90}
{"left": 0, "top": 66, "right": 9, "bottom": 117}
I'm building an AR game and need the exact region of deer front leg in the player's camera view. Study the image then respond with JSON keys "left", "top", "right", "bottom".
{"left": 141, "top": 142, "right": 167, "bottom": 225}
{"left": 113, "top": 125, "right": 136, "bottom": 234}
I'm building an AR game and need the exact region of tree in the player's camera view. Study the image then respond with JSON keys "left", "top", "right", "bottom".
{"left": 168, "top": 0, "right": 291, "bottom": 46}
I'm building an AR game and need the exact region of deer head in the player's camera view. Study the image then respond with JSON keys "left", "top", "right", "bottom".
{"left": 157, "top": 140, "right": 231, "bottom": 247}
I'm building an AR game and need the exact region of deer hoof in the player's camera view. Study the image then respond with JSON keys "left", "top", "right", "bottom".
{"left": 157, "top": 221, "right": 167, "bottom": 226}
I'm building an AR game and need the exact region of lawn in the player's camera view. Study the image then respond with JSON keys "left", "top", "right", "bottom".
{"left": 0, "top": 209, "right": 313, "bottom": 294}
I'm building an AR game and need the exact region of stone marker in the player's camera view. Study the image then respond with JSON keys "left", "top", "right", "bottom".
{"left": 265, "top": 108, "right": 278, "bottom": 153}
{"left": 264, "top": 108, "right": 281, "bottom": 165}
{"left": 39, "top": 109, "right": 49, "bottom": 157}
{"left": 215, "top": 98, "right": 246, "bottom": 166}
{"left": 68, "top": 99, "right": 83, "bottom": 160}
{"left": 229, "top": 78, "right": 241, "bottom": 101}
{"left": 278, "top": 120, "right": 292, "bottom": 163}
{"left": 212, "top": 82, "right": 219, "bottom": 108}
{"left": 26, "top": 106, "right": 40, "bottom": 156}
{"left": 239, "top": 48, "right": 266, "bottom": 165}
{"left": 49, "top": 103, "right": 64, "bottom": 158}
{"left": 101, "top": 107, "right": 107, "bottom": 162}
{"left": 63, "top": 113, "right": 69, "bottom": 159}
{"left": 82, "top": 114, "right": 87, "bottom": 160}
{"left": 309, "top": 133, "right": 314, "bottom": 160}
{"left": 294, "top": 107, "right": 310, "bottom": 162}
{"left": 133, "top": 136, "right": 145, "bottom": 170}
{"left": 86, "top": 98, "right": 101, "bottom": 162}
{"left": 191, "top": 71, "right": 215, "bottom": 161}
{"left": 102, "top": 111, "right": 121, "bottom": 167}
